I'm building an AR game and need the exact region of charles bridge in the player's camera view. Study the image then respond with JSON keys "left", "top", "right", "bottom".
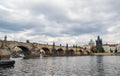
{"left": 1, "top": 36, "right": 120, "bottom": 59}
{"left": 0, "top": 36, "right": 90, "bottom": 58}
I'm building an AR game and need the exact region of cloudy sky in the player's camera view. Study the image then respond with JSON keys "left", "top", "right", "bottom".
{"left": 0, "top": 0, "right": 120, "bottom": 46}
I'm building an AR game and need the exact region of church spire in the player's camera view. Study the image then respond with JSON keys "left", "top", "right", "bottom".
{"left": 97, "top": 35, "right": 100, "bottom": 40}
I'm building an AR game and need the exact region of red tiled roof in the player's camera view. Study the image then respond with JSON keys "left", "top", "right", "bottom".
{"left": 103, "top": 44, "right": 118, "bottom": 47}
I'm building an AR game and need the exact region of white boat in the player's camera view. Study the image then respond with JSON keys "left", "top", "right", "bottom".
{"left": 10, "top": 54, "right": 25, "bottom": 60}
{"left": 10, "top": 57, "right": 23, "bottom": 60}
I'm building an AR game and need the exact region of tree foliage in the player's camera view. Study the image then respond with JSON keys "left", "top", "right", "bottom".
{"left": 90, "top": 47, "right": 97, "bottom": 53}
{"left": 97, "top": 47, "right": 105, "bottom": 53}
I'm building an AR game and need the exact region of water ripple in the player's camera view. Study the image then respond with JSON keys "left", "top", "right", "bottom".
{"left": 0, "top": 56, "right": 120, "bottom": 76}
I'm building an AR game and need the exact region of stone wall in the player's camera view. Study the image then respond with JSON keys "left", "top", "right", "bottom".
{"left": 0, "top": 49, "right": 10, "bottom": 60}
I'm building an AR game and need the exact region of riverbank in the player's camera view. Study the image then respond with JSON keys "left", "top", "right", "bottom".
{"left": 92, "top": 53, "right": 115, "bottom": 56}
{"left": 1, "top": 52, "right": 119, "bottom": 59}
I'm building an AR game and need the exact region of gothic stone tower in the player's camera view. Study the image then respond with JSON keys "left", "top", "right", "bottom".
{"left": 96, "top": 36, "right": 104, "bottom": 53}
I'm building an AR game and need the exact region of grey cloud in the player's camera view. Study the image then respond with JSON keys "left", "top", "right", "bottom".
{"left": 0, "top": 0, "right": 120, "bottom": 44}
{"left": 28, "top": 3, "right": 70, "bottom": 23}
{"left": 61, "top": 22, "right": 106, "bottom": 36}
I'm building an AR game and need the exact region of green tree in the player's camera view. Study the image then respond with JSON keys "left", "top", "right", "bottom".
{"left": 90, "top": 47, "right": 97, "bottom": 53}
{"left": 97, "top": 47, "right": 105, "bottom": 53}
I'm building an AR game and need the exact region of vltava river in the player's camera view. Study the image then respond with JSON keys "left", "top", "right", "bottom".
{"left": 0, "top": 56, "right": 120, "bottom": 76}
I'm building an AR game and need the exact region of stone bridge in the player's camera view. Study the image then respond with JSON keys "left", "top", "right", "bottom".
{"left": 0, "top": 40, "right": 90, "bottom": 58}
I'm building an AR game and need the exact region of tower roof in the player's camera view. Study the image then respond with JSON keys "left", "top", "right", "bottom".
{"left": 97, "top": 35, "right": 102, "bottom": 40}
{"left": 89, "top": 39, "right": 95, "bottom": 45}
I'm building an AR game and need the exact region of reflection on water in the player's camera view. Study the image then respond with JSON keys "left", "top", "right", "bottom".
{"left": 0, "top": 56, "right": 120, "bottom": 76}
{"left": 96, "top": 56, "right": 105, "bottom": 76}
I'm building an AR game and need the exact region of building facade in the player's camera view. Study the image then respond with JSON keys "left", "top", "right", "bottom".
{"left": 103, "top": 44, "right": 117, "bottom": 53}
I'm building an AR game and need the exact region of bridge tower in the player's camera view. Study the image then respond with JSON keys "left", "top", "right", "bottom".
{"left": 96, "top": 36, "right": 104, "bottom": 53}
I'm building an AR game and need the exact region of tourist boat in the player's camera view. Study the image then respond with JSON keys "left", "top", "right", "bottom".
{"left": 10, "top": 53, "right": 25, "bottom": 60}
{"left": 0, "top": 60, "right": 15, "bottom": 67}
{"left": 10, "top": 57, "right": 23, "bottom": 60}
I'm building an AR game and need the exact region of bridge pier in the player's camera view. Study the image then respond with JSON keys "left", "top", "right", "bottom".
{"left": 0, "top": 49, "right": 10, "bottom": 60}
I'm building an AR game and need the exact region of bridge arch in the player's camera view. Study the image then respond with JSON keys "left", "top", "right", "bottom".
{"left": 52, "top": 48, "right": 57, "bottom": 56}
{"left": 68, "top": 49, "right": 75, "bottom": 56}
{"left": 84, "top": 51, "right": 90, "bottom": 55}
{"left": 12, "top": 46, "right": 22, "bottom": 52}
{"left": 42, "top": 47, "right": 50, "bottom": 56}
{"left": 12, "top": 46, "right": 31, "bottom": 56}
{"left": 79, "top": 50, "right": 84, "bottom": 55}
{"left": 57, "top": 48, "right": 64, "bottom": 56}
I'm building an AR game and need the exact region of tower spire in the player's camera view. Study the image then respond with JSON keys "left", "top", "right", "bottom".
{"left": 98, "top": 35, "right": 100, "bottom": 40}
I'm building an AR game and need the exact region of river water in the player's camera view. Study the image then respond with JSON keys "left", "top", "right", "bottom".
{"left": 0, "top": 56, "right": 120, "bottom": 76}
